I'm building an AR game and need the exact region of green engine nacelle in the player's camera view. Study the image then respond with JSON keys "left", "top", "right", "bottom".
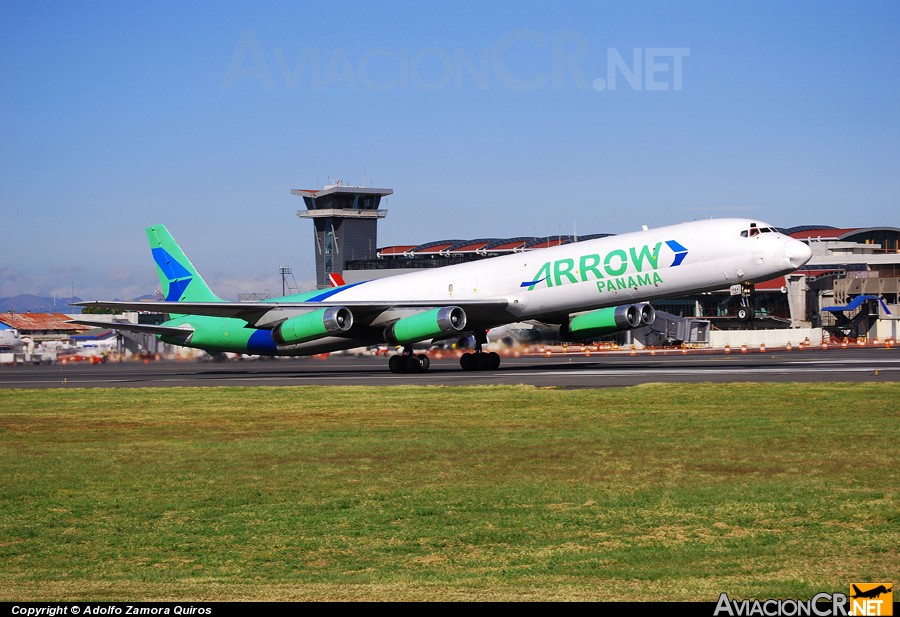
{"left": 273, "top": 307, "right": 353, "bottom": 345}
{"left": 385, "top": 306, "right": 467, "bottom": 344}
{"left": 560, "top": 303, "right": 655, "bottom": 341}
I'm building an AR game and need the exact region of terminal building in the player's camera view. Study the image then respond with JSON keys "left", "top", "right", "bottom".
{"left": 293, "top": 183, "right": 899, "bottom": 344}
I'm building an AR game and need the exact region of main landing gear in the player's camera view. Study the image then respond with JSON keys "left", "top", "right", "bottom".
{"left": 459, "top": 351, "right": 501, "bottom": 371}
{"left": 388, "top": 347, "right": 431, "bottom": 373}
{"left": 459, "top": 329, "right": 501, "bottom": 371}
{"left": 386, "top": 330, "right": 502, "bottom": 373}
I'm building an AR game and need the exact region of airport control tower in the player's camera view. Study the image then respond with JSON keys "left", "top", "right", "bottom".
{"left": 293, "top": 181, "right": 393, "bottom": 288}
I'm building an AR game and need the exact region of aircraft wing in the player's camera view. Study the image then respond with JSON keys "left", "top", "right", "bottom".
{"left": 73, "top": 301, "right": 282, "bottom": 323}
{"left": 72, "top": 299, "right": 510, "bottom": 328}
{"left": 68, "top": 318, "right": 194, "bottom": 339}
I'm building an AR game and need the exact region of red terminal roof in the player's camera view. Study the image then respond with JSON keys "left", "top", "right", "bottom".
{"left": 416, "top": 243, "right": 456, "bottom": 254}
{"left": 378, "top": 245, "right": 416, "bottom": 256}
{"left": 754, "top": 276, "right": 787, "bottom": 291}
{"left": 372, "top": 227, "right": 896, "bottom": 260}
{"left": 452, "top": 241, "right": 491, "bottom": 253}
{"left": 754, "top": 270, "right": 844, "bottom": 290}
{"left": 489, "top": 240, "right": 528, "bottom": 252}
{"left": 0, "top": 312, "right": 85, "bottom": 332}
{"left": 788, "top": 228, "right": 859, "bottom": 240}
{"left": 528, "top": 238, "right": 568, "bottom": 249}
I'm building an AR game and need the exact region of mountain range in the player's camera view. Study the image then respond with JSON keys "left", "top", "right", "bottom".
{"left": 0, "top": 294, "right": 158, "bottom": 314}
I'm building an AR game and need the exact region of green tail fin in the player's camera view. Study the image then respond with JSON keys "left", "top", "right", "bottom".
{"left": 147, "top": 225, "right": 222, "bottom": 302}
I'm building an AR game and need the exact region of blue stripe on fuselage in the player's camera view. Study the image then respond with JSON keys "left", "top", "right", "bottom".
{"left": 247, "top": 329, "right": 278, "bottom": 354}
{"left": 304, "top": 281, "right": 366, "bottom": 302}
{"left": 520, "top": 277, "right": 546, "bottom": 288}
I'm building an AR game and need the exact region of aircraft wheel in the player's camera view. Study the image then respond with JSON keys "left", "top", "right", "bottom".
{"left": 388, "top": 355, "right": 404, "bottom": 373}
{"left": 474, "top": 352, "right": 501, "bottom": 371}
{"left": 460, "top": 352, "right": 475, "bottom": 371}
{"left": 737, "top": 307, "right": 752, "bottom": 322}
{"left": 417, "top": 354, "right": 431, "bottom": 372}
{"left": 405, "top": 355, "right": 423, "bottom": 373}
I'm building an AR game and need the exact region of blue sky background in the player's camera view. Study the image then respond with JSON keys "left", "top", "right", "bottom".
{"left": 1, "top": 1, "right": 898, "bottom": 301}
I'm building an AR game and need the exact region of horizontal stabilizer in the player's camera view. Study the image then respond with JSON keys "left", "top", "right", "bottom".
{"left": 68, "top": 319, "right": 194, "bottom": 339}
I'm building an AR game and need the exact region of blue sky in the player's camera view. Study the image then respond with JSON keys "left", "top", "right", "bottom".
{"left": 1, "top": 1, "right": 898, "bottom": 301}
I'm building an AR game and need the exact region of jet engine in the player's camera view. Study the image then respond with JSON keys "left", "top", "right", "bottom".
{"left": 384, "top": 306, "right": 467, "bottom": 344}
{"left": 273, "top": 307, "right": 353, "bottom": 345}
{"left": 559, "top": 303, "right": 655, "bottom": 341}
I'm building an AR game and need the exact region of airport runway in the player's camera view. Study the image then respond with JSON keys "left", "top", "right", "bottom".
{"left": 1, "top": 347, "right": 898, "bottom": 388}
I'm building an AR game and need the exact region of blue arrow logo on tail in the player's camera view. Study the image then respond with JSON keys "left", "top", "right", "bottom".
{"left": 151, "top": 247, "right": 193, "bottom": 301}
{"left": 665, "top": 240, "right": 688, "bottom": 267}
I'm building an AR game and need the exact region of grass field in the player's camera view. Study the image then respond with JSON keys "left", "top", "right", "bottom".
{"left": 0, "top": 383, "right": 896, "bottom": 601}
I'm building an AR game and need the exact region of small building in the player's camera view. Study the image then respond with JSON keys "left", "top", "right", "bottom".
{"left": 0, "top": 312, "right": 86, "bottom": 343}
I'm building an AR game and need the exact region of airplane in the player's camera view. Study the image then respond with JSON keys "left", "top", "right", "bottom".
{"left": 72, "top": 218, "right": 813, "bottom": 373}
{"left": 851, "top": 585, "right": 892, "bottom": 599}
{"left": 0, "top": 323, "right": 25, "bottom": 352}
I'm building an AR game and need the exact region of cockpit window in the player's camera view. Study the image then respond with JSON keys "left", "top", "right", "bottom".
{"left": 741, "top": 223, "right": 779, "bottom": 237}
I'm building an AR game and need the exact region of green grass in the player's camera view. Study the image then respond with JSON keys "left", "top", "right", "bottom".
{"left": 0, "top": 384, "right": 896, "bottom": 601}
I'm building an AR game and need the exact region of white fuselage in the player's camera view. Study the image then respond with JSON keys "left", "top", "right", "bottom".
{"left": 0, "top": 327, "right": 24, "bottom": 351}
{"left": 326, "top": 218, "right": 807, "bottom": 319}
{"left": 272, "top": 218, "right": 812, "bottom": 354}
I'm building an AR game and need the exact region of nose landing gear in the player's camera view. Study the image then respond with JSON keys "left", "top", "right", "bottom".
{"left": 736, "top": 282, "right": 754, "bottom": 322}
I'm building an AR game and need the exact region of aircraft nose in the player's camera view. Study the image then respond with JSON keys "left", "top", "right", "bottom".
{"left": 784, "top": 239, "right": 812, "bottom": 268}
